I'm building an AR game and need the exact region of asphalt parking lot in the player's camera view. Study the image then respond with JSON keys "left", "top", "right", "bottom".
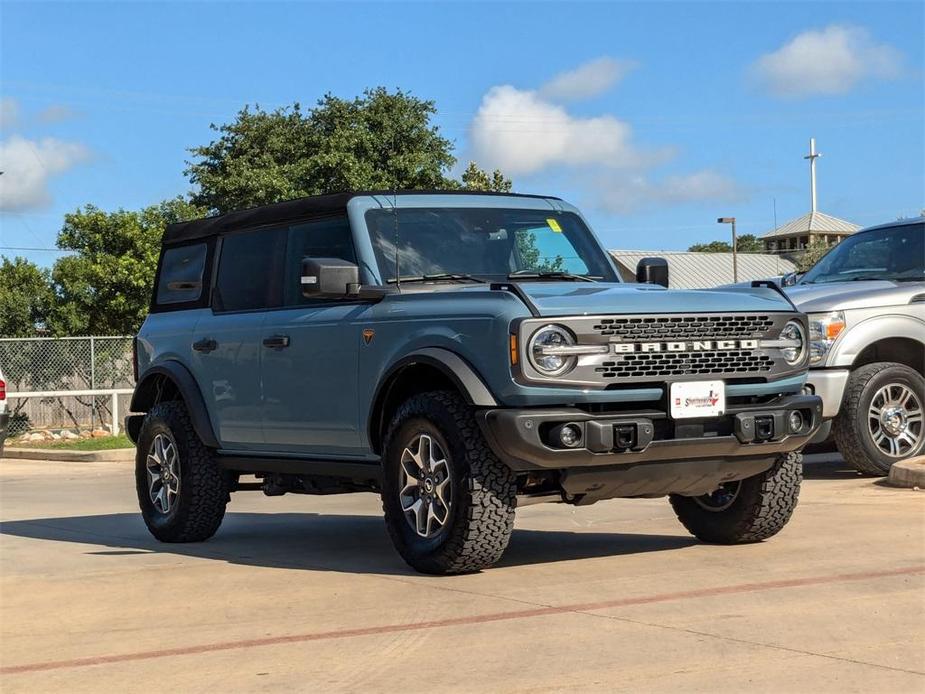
{"left": 1, "top": 454, "right": 922, "bottom": 693}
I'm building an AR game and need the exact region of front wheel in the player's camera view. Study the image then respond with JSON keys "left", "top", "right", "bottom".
{"left": 670, "top": 452, "right": 802, "bottom": 544}
{"left": 381, "top": 391, "right": 517, "bottom": 574}
{"left": 834, "top": 362, "right": 925, "bottom": 476}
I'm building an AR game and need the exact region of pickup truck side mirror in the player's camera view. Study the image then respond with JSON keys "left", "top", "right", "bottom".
{"left": 636, "top": 257, "right": 669, "bottom": 288}
{"left": 780, "top": 272, "right": 803, "bottom": 287}
{"left": 301, "top": 257, "right": 360, "bottom": 298}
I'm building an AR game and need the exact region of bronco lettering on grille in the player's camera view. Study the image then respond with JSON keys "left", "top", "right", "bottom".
{"left": 612, "top": 339, "right": 760, "bottom": 354}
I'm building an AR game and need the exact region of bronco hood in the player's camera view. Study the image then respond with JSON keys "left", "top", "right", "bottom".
{"left": 514, "top": 282, "right": 795, "bottom": 316}
{"left": 784, "top": 280, "right": 925, "bottom": 313}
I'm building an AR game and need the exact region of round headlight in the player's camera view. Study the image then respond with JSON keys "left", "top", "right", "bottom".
{"left": 779, "top": 320, "right": 806, "bottom": 365}
{"left": 528, "top": 325, "right": 577, "bottom": 376}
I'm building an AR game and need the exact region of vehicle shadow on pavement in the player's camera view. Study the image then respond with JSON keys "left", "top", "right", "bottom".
{"left": 802, "top": 454, "right": 866, "bottom": 481}
{"left": 0, "top": 511, "right": 696, "bottom": 575}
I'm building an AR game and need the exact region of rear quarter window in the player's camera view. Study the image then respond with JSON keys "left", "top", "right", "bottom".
{"left": 155, "top": 243, "right": 208, "bottom": 306}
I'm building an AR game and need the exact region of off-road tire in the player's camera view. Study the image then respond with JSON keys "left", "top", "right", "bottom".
{"left": 670, "top": 452, "right": 802, "bottom": 544}
{"left": 833, "top": 362, "right": 925, "bottom": 476}
{"left": 381, "top": 390, "right": 517, "bottom": 574}
{"left": 135, "top": 401, "right": 229, "bottom": 542}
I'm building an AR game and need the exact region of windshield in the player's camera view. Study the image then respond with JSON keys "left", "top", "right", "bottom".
{"left": 365, "top": 208, "right": 618, "bottom": 283}
{"left": 800, "top": 223, "right": 924, "bottom": 284}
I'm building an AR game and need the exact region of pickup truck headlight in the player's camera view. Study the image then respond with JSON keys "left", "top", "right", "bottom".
{"left": 808, "top": 311, "right": 846, "bottom": 365}
{"left": 528, "top": 325, "right": 577, "bottom": 376}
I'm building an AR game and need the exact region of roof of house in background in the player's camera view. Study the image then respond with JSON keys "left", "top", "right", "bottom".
{"left": 610, "top": 250, "right": 796, "bottom": 289}
{"left": 760, "top": 211, "right": 861, "bottom": 239}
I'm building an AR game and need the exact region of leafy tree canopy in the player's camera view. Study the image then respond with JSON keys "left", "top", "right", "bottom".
{"left": 187, "top": 88, "right": 462, "bottom": 214}
{"left": 688, "top": 234, "right": 763, "bottom": 253}
{"left": 0, "top": 257, "right": 53, "bottom": 337}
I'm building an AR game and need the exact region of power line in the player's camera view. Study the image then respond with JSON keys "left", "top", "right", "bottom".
{"left": 0, "top": 246, "right": 69, "bottom": 253}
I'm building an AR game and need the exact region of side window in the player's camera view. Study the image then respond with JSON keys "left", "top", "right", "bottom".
{"left": 284, "top": 216, "right": 356, "bottom": 305}
{"left": 156, "top": 243, "right": 208, "bottom": 305}
{"left": 215, "top": 227, "right": 286, "bottom": 312}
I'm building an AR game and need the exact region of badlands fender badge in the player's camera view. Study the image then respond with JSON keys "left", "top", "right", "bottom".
{"left": 362, "top": 328, "right": 375, "bottom": 345}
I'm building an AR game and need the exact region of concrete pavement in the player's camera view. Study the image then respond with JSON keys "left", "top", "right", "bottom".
{"left": 0, "top": 455, "right": 922, "bottom": 692}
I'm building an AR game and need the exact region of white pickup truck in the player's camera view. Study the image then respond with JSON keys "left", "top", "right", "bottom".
{"left": 784, "top": 217, "right": 924, "bottom": 475}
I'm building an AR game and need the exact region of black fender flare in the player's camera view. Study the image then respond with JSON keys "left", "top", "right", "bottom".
{"left": 368, "top": 347, "right": 498, "bottom": 452}
{"left": 130, "top": 361, "right": 220, "bottom": 449}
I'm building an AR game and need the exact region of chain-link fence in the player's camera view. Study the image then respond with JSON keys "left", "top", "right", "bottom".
{"left": 0, "top": 336, "right": 135, "bottom": 435}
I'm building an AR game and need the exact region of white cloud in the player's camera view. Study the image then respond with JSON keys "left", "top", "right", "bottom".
{"left": 595, "top": 170, "right": 746, "bottom": 214}
{"left": 752, "top": 25, "right": 902, "bottom": 98}
{"left": 0, "top": 135, "right": 92, "bottom": 211}
{"left": 0, "top": 98, "right": 20, "bottom": 131}
{"left": 538, "top": 57, "right": 637, "bottom": 102}
{"left": 469, "top": 85, "right": 670, "bottom": 176}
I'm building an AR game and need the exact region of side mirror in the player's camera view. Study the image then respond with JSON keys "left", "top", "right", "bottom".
{"left": 301, "top": 257, "right": 360, "bottom": 298}
{"left": 636, "top": 257, "right": 669, "bottom": 288}
{"left": 780, "top": 272, "right": 803, "bottom": 287}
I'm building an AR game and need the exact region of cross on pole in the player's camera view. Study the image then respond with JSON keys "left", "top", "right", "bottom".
{"left": 804, "top": 138, "right": 822, "bottom": 213}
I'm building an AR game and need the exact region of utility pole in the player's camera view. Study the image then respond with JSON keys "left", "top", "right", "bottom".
{"left": 804, "top": 138, "right": 822, "bottom": 213}
{"left": 717, "top": 217, "right": 738, "bottom": 282}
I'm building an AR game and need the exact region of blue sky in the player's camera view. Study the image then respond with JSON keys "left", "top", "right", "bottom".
{"left": 1, "top": 1, "right": 923, "bottom": 267}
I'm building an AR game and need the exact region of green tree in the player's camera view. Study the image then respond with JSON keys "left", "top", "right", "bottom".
{"left": 186, "top": 89, "right": 459, "bottom": 214}
{"left": 0, "top": 257, "right": 53, "bottom": 337}
{"left": 688, "top": 234, "right": 763, "bottom": 253}
{"left": 459, "top": 162, "right": 513, "bottom": 193}
{"left": 49, "top": 197, "right": 203, "bottom": 335}
{"left": 794, "top": 238, "right": 831, "bottom": 272}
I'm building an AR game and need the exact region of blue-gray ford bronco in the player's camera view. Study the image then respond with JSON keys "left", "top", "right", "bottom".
{"left": 127, "top": 191, "right": 822, "bottom": 574}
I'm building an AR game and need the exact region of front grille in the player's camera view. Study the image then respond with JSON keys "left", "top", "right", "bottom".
{"left": 594, "top": 350, "right": 774, "bottom": 379}
{"left": 592, "top": 315, "right": 774, "bottom": 340}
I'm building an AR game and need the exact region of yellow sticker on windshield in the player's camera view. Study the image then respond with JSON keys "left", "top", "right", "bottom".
{"left": 547, "top": 218, "right": 562, "bottom": 232}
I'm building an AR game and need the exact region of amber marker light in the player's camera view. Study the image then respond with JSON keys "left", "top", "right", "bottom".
{"left": 510, "top": 334, "right": 519, "bottom": 365}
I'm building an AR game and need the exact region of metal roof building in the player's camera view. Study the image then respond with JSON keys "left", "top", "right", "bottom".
{"left": 610, "top": 250, "right": 796, "bottom": 289}
{"left": 761, "top": 210, "right": 861, "bottom": 252}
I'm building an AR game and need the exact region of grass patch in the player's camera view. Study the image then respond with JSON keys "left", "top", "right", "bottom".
{"left": 15, "top": 433, "right": 135, "bottom": 451}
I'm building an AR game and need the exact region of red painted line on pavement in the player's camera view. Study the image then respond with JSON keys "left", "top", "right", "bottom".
{"left": 3, "top": 564, "right": 922, "bottom": 676}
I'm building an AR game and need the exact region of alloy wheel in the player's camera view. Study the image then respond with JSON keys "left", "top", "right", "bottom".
{"left": 146, "top": 433, "right": 180, "bottom": 514}
{"left": 693, "top": 481, "right": 741, "bottom": 512}
{"left": 399, "top": 433, "right": 453, "bottom": 538}
{"left": 868, "top": 383, "right": 923, "bottom": 458}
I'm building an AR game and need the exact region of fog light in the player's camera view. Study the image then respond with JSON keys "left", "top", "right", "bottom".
{"left": 789, "top": 410, "right": 804, "bottom": 433}
{"left": 557, "top": 423, "right": 583, "bottom": 448}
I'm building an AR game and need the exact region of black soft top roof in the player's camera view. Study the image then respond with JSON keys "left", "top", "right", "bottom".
{"left": 162, "top": 190, "right": 560, "bottom": 245}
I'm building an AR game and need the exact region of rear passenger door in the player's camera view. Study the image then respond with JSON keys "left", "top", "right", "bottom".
{"left": 260, "top": 216, "right": 368, "bottom": 456}
{"left": 191, "top": 227, "right": 285, "bottom": 449}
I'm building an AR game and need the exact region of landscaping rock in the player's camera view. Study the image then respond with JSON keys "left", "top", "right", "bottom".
{"left": 61, "top": 430, "right": 80, "bottom": 440}
{"left": 91, "top": 429, "right": 109, "bottom": 439}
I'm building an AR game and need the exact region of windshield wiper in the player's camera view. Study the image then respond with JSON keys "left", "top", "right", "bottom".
{"left": 387, "top": 273, "right": 487, "bottom": 284}
{"left": 508, "top": 270, "right": 599, "bottom": 283}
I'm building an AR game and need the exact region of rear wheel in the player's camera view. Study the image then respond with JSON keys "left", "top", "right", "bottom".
{"left": 135, "top": 401, "right": 229, "bottom": 542}
{"left": 834, "top": 362, "right": 925, "bottom": 476}
{"left": 670, "top": 452, "right": 802, "bottom": 544}
{"left": 381, "top": 391, "right": 516, "bottom": 574}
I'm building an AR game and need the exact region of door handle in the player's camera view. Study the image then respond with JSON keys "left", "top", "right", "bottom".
{"left": 192, "top": 338, "right": 217, "bottom": 353}
{"left": 263, "top": 335, "right": 291, "bottom": 350}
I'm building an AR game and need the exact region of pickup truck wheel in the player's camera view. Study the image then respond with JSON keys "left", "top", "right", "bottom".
{"left": 381, "top": 390, "right": 516, "bottom": 574}
{"left": 669, "top": 451, "right": 801, "bottom": 544}
{"left": 833, "top": 362, "right": 925, "bottom": 476}
{"left": 135, "top": 401, "right": 229, "bottom": 542}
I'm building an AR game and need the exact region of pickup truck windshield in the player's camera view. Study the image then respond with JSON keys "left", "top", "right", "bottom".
{"left": 365, "top": 208, "right": 618, "bottom": 283}
{"left": 800, "top": 222, "right": 924, "bottom": 284}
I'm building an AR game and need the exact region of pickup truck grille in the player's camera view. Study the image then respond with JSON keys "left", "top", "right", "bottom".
{"left": 594, "top": 350, "right": 774, "bottom": 380}
{"left": 592, "top": 315, "right": 774, "bottom": 340}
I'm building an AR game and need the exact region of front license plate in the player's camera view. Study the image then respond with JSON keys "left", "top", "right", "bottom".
{"left": 670, "top": 380, "right": 726, "bottom": 419}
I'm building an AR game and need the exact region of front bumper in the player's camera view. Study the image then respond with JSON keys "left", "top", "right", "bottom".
{"left": 477, "top": 394, "right": 823, "bottom": 471}
{"left": 806, "top": 369, "right": 849, "bottom": 419}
